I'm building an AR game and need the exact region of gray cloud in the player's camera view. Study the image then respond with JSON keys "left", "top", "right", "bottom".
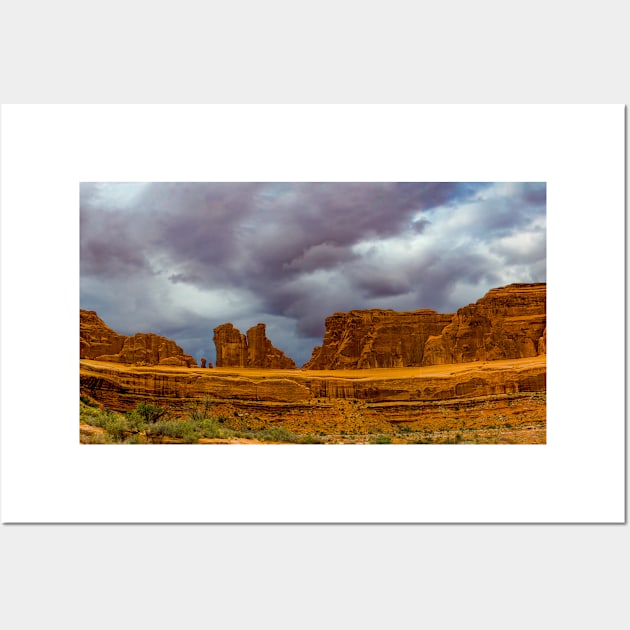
{"left": 80, "top": 182, "right": 546, "bottom": 366}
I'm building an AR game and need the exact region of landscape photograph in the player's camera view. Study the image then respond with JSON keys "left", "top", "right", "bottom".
{"left": 80, "top": 182, "right": 546, "bottom": 444}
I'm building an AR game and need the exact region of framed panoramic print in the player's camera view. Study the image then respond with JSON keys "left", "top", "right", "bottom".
{"left": 1, "top": 104, "right": 624, "bottom": 522}
{"left": 79, "top": 181, "right": 546, "bottom": 446}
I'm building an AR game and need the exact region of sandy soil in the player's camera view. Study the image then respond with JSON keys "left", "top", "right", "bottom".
{"left": 81, "top": 355, "right": 545, "bottom": 380}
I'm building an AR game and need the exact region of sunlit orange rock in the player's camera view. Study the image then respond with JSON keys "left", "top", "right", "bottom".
{"left": 80, "top": 310, "right": 197, "bottom": 367}
{"left": 214, "top": 322, "right": 296, "bottom": 368}
{"left": 422, "top": 284, "right": 546, "bottom": 365}
{"left": 304, "top": 283, "right": 546, "bottom": 369}
{"left": 304, "top": 309, "right": 453, "bottom": 369}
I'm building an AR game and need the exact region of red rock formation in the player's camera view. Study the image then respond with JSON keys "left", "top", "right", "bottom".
{"left": 538, "top": 327, "right": 546, "bottom": 355}
{"left": 80, "top": 355, "right": 546, "bottom": 411}
{"left": 304, "top": 283, "right": 546, "bottom": 369}
{"left": 213, "top": 323, "right": 248, "bottom": 367}
{"left": 246, "top": 323, "right": 296, "bottom": 369}
{"left": 304, "top": 310, "right": 453, "bottom": 369}
{"left": 80, "top": 310, "right": 126, "bottom": 359}
{"left": 214, "top": 322, "right": 296, "bottom": 368}
{"left": 80, "top": 310, "right": 197, "bottom": 367}
{"left": 422, "top": 284, "right": 546, "bottom": 365}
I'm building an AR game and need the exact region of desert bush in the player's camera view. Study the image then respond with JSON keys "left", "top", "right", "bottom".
{"left": 299, "top": 434, "right": 324, "bottom": 444}
{"left": 186, "top": 396, "right": 216, "bottom": 422}
{"left": 104, "top": 416, "right": 127, "bottom": 442}
{"left": 125, "top": 410, "right": 147, "bottom": 432}
{"left": 146, "top": 420, "right": 198, "bottom": 442}
{"left": 370, "top": 435, "right": 392, "bottom": 444}
{"left": 196, "top": 417, "right": 226, "bottom": 439}
{"left": 81, "top": 405, "right": 117, "bottom": 429}
{"left": 81, "top": 430, "right": 106, "bottom": 444}
{"left": 256, "top": 426, "right": 301, "bottom": 443}
{"left": 134, "top": 402, "right": 167, "bottom": 424}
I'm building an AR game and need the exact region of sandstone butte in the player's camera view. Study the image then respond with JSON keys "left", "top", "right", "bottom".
{"left": 303, "top": 283, "right": 546, "bottom": 369}
{"left": 213, "top": 322, "right": 296, "bottom": 369}
{"left": 80, "top": 310, "right": 198, "bottom": 368}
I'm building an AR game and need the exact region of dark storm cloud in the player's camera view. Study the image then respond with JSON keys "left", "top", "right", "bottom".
{"left": 405, "top": 250, "right": 502, "bottom": 312}
{"left": 80, "top": 182, "right": 545, "bottom": 366}
{"left": 80, "top": 205, "right": 153, "bottom": 277}
{"left": 353, "top": 268, "right": 412, "bottom": 299}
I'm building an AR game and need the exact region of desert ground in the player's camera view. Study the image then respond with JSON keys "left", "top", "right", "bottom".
{"left": 80, "top": 356, "right": 546, "bottom": 444}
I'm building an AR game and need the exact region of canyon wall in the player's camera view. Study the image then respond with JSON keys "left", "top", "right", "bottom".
{"left": 214, "top": 322, "right": 296, "bottom": 369}
{"left": 304, "top": 283, "right": 546, "bottom": 369}
{"left": 80, "top": 310, "right": 197, "bottom": 367}
{"left": 304, "top": 310, "right": 453, "bottom": 369}
{"left": 80, "top": 357, "right": 546, "bottom": 412}
{"left": 422, "top": 284, "right": 546, "bottom": 365}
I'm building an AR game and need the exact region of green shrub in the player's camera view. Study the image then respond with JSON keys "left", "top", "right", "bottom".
{"left": 104, "top": 415, "right": 127, "bottom": 442}
{"left": 186, "top": 396, "right": 216, "bottom": 422}
{"left": 299, "top": 434, "right": 324, "bottom": 444}
{"left": 80, "top": 395, "right": 98, "bottom": 407}
{"left": 197, "top": 417, "right": 225, "bottom": 439}
{"left": 81, "top": 431, "right": 106, "bottom": 444}
{"left": 370, "top": 435, "right": 392, "bottom": 444}
{"left": 134, "top": 402, "right": 167, "bottom": 424}
{"left": 257, "top": 426, "right": 301, "bottom": 443}
{"left": 146, "top": 420, "right": 198, "bottom": 442}
{"left": 81, "top": 405, "right": 116, "bottom": 429}
{"left": 125, "top": 410, "right": 147, "bottom": 432}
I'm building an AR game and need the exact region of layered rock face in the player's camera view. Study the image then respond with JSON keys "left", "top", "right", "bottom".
{"left": 246, "top": 324, "right": 296, "bottom": 368}
{"left": 422, "top": 284, "right": 546, "bottom": 365}
{"left": 304, "top": 283, "right": 546, "bottom": 369}
{"left": 304, "top": 310, "right": 453, "bottom": 369}
{"left": 213, "top": 323, "right": 247, "bottom": 367}
{"left": 80, "top": 310, "right": 126, "bottom": 359}
{"left": 80, "top": 356, "right": 546, "bottom": 412}
{"left": 214, "top": 323, "right": 296, "bottom": 369}
{"left": 80, "top": 310, "right": 197, "bottom": 367}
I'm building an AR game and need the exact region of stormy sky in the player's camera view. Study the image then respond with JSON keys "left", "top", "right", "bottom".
{"left": 80, "top": 182, "right": 546, "bottom": 366}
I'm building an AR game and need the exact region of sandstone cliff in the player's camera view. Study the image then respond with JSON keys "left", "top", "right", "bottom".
{"left": 304, "top": 283, "right": 546, "bottom": 369}
{"left": 246, "top": 323, "right": 296, "bottom": 369}
{"left": 422, "top": 284, "right": 546, "bottom": 365}
{"left": 213, "top": 323, "right": 247, "bottom": 367}
{"left": 304, "top": 310, "right": 453, "bottom": 369}
{"left": 80, "top": 310, "right": 126, "bottom": 359}
{"left": 80, "top": 310, "right": 197, "bottom": 367}
{"left": 80, "top": 356, "right": 545, "bottom": 411}
{"left": 214, "top": 322, "right": 296, "bottom": 368}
